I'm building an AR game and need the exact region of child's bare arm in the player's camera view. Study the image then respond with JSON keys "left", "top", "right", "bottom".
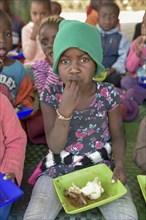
{"left": 108, "top": 105, "right": 126, "bottom": 184}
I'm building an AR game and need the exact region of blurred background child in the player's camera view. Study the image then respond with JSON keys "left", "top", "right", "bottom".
{"left": 21, "top": 0, "right": 51, "bottom": 81}
{"left": 0, "top": 9, "right": 34, "bottom": 125}
{"left": 0, "top": 0, "right": 25, "bottom": 50}
{"left": 97, "top": 1, "right": 130, "bottom": 87}
{"left": 26, "top": 15, "right": 64, "bottom": 144}
{"left": 0, "top": 93, "right": 27, "bottom": 220}
{"left": 126, "top": 17, "right": 146, "bottom": 76}
{"left": 51, "top": 1, "right": 62, "bottom": 16}
{"left": 133, "top": 11, "right": 146, "bottom": 41}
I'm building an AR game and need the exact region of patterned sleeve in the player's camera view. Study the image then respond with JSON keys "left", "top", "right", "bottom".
{"left": 40, "top": 83, "right": 62, "bottom": 109}
{"left": 103, "top": 83, "right": 120, "bottom": 112}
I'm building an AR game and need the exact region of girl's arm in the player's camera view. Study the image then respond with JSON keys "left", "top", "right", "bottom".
{"left": 41, "top": 102, "right": 71, "bottom": 154}
{"left": 22, "top": 23, "right": 37, "bottom": 60}
{"left": 0, "top": 94, "right": 27, "bottom": 186}
{"left": 108, "top": 105, "right": 127, "bottom": 184}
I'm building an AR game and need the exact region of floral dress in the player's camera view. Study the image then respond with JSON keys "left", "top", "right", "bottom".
{"left": 37, "top": 82, "right": 120, "bottom": 179}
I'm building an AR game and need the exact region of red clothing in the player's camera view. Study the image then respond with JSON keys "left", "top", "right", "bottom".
{"left": 85, "top": 9, "right": 99, "bottom": 26}
{"left": 0, "top": 93, "right": 27, "bottom": 186}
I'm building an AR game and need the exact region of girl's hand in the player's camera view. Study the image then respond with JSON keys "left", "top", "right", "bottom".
{"left": 59, "top": 80, "right": 80, "bottom": 116}
{"left": 3, "top": 172, "right": 16, "bottom": 183}
{"left": 111, "top": 166, "right": 126, "bottom": 185}
{"left": 30, "top": 23, "right": 39, "bottom": 40}
{"left": 136, "top": 36, "right": 145, "bottom": 57}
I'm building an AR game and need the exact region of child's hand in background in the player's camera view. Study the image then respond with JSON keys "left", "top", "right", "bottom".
{"left": 3, "top": 172, "right": 16, "bottom": 183}
{"left": 30, "top": 23, "right": 40, "bottom": 40}
{"left": 136, "top": 36, "right": 145, "bottom": 57}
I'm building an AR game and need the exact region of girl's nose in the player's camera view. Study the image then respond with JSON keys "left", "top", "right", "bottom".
{"left": 69, "top": 61, "right": 80, "bottom": 74}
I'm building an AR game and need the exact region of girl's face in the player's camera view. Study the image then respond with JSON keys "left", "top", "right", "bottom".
{"left": 141, "top": 22, "right": 146, "bottom": 43}
{"left": 30, "top": 2, "right": 50, "bottom": 25}
{"left": 0, "top": 17, "right": 12, "bottom": 59}
{"left": 58, "top": 48, "right": 96, "bottom": 86}
{"left": 39, "top": 23, "right": 58, "bottom": 65}
{"left": 99, "top": 6, "right": 119, "bottom": 31}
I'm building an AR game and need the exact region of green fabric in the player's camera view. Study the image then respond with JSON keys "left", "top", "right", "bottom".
{"left": 53, "top": 20, "right": 105, "bottom": 77}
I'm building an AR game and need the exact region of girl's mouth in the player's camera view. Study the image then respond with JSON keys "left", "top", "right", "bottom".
{"left": 69, "top": 75, "right": 80, "bottom": 81}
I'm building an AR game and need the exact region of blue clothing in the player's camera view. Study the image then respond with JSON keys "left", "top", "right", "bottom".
{"left": 0, "top": 203, "right": 12, "bottom": 220}
{"left": 0, "top": 60, "right": 26, "bottom": 100}
{"left": 40, "top": 82, "right": 120, "bottom": 178}
{"left": 97, "top": 26, "right": 130, "bottom": 74}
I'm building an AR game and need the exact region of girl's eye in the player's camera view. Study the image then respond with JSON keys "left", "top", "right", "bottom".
{"left": 40, "top": 39, "right": 48, "bottom": 46}
{"left": 5, "top": 31, "right": 12, "bottom": 37}
{"left": 60, "top": 58, "right": 69, "bottom": 64}
{"left": 81, "top": 57, "right": 89, "bottom": 63}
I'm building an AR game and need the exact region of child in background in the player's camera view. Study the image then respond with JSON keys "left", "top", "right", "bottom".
{"left": 0, "top": 0, "right": 25, "bottom": 50}
{"left": 51, "top": 1, "right": 62, "bottom": 16}
{"left": 85, "top": 0, "right": 101, "bottom": 26}
{"left": 133, "top": 11, "right": 146, "bottom": 41}
{"left": 126, "top": 19, "right": 146, "bottom": 76}
{"left": 0, "top": 93, "right": 27, "bottom": 220}
{"left": 132, "top": 115, "right": 146, "bottom": 173}
{"left": 0, "top": 9, "right": 34, "bottom": 120}
{"left": 26, "top": 15, "right": 64, "bottom": 144}
{"left": 23, "top": 20, "right": 138, "bottom": 220}
{"left": 97, "top": 2, "right": 130, "bottom": 87}
{"left": 21, "top": 0, "right": 51, "bottom": 81}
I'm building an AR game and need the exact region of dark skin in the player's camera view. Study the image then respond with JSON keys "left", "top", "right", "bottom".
{"left": 41, "top": 48, "right": 126, "bottom": 185}
{"left": 0, "top": 14, "right": 16, "bottom": 182}
{"left": 98, "top": 5, "right": 119, "bottom": 75}
{"left": 39, "top": 23, "right": 59, "bottom": 66}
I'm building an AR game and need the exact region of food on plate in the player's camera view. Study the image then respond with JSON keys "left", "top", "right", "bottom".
{"left": 64, "top": 177, "right": 104, "bottom": 208}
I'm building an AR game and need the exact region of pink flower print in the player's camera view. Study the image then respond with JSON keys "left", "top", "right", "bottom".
{"left": 101, "top": 87, "right": 109, "bottom": 98}
{"left": 45, "top": 95, "right": 50, "bottom": 102}
{"left": 56, "top": 93, "right": 61, "bottom": 102}
{"left": 95, "top": 141, "right": 103, "bottom": 149}
{"left": 103, "top": 130, "right": 108, "bottom": 138}
{"left": 73, "top": 142, "right": 83, "bottom": 151}
{"left": 87, "top": 128, "right": 95, "bottom": 135}
{"left": 75, "top": 131, "right": 88, "bottom": 138}
{"left": 47, "top": 87, "right": 51, "bottom": 93}
{"left": 97, "top": 102, "right": 103, "bottom": 109}
{"left": 66, "top": 145, "right": 72, "bottom": 153}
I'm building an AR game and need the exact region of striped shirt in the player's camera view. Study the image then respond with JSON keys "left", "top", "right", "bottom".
{"left": 31, "top": 59, "right": 60, "bottom": 96}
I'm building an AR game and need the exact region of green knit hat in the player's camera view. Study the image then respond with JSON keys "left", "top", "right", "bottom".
{"left": 53, "top": 20, "right": 105, "bottom": 77}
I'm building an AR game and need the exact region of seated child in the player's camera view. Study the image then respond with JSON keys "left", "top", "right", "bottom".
{"left": 0, "top": 0, "right": 25, "bottom": 50}
{"left": 26, "top": 15, "right": 64, "bottom": 144}
{"left": 0, "top": 9, "right": 34, "bottom": 122}
{"left": 51, "top": 1, "right": 62, "bottom": 16}
{"left": 0, "top": 93, "right": 27, "bottom": 220}
{"left": 133, "top": 11, "right": 146, "bottom": 41}
{"left": 21, "top": 0, "right": 51, "bottom": 81}
{"left": 126, "top": 19, "right": 146, "bottom": 77}
{"left": 23, "top": 20, "right": 138, "bottom": 220}
{"left": 132, "top": 115, "right": 146, "bottom": 173}
{"left": 97, "top": 1, "right": 130, "bottom": 87}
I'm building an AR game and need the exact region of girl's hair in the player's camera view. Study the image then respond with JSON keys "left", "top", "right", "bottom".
{"left": 0, "top": 8, "right": 12, "bottom": 24}
{"left": 39, "top": 15, "right": 64, "bottom": 34}
{"left": 30, "top": 0, "right": 51, "bottom": 12}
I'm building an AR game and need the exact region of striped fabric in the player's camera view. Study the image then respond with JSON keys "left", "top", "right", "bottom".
{"left": 31, "top": 59, "right": 60, "bottom": 96}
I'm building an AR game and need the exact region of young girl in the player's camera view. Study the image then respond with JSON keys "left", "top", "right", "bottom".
{"left": 126, "top": 19, "right": 146, "bottom": 76}
{"left": 23, "top": 20, "right": 138, "bottom": 220}
{"left": 0, "top": 9, "right": 34, "bottom": 117}
{"left": 26, "top": 15, "right": 64, "bottom": 144}
{"left": 22, "top": 0, "right": 51, "bottom": 81}
{"left": 0, "top": 93, "right": 27, "bottom": 220}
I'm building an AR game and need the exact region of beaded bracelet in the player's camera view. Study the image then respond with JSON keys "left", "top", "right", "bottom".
{"left": 56, "top": 109, "right": 72, "bottom": 120}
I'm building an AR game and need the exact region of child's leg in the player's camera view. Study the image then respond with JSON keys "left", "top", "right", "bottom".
{"left": 98, "top": 184, "right": 138, "bottom": 220}
{"left": 0, "top": 203, "right": 12, "bottom": 220}
{"left": 23, "top": 175, "right": 62, "bottom": 220}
